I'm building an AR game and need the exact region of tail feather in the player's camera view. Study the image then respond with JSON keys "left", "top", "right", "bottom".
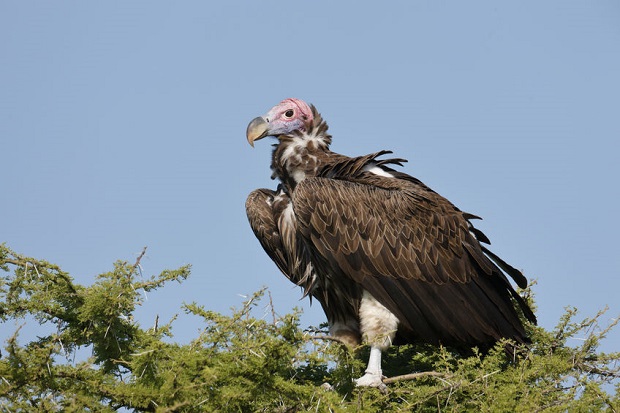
{"left": 481, "top": 245, "right": 528, "bottom": 289}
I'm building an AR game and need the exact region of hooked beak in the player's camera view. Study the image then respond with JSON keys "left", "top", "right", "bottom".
{"left": 246, "top": 117, "right": 270, "bottom": 147}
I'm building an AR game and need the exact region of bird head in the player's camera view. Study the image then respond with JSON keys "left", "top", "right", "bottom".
{"left": 246, "top": 98, "right": 314, "bottom": 147}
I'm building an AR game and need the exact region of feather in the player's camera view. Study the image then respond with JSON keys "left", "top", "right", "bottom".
{"left": 480, "top": 245, "right": 529, "bottom": 290}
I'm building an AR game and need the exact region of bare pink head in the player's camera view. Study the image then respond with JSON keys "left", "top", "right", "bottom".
{"left": 246, "top": 98, "right": 314, "bottom": 146}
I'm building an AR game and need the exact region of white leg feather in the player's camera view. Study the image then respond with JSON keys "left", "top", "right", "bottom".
{"left": 355, "top": 291, "right": 399, "bottom": 388}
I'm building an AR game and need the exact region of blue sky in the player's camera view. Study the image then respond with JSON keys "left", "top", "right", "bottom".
{"left": 2, "top": 2, "right": 619, "bottom": 353}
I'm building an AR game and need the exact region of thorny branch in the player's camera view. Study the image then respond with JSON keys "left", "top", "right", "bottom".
{"left": 306, "top": 335, "right": 349, "bottom": 347}
{"left": 383, "top": 371, "right": 449, "bottom": 384}
{"left": 132, "top": 246, "right": 148, "bottom": 272}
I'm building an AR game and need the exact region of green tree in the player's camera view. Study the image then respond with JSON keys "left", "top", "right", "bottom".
{"left": 1, "top": 244, "right": 618, "bottom": 412}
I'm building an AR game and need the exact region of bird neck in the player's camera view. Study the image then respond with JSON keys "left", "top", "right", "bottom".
{"left": 270, "top": 112, "right": 333, "bottom": 190}
{"left": 270, "top": 134, "right": 330, "bottom": 190}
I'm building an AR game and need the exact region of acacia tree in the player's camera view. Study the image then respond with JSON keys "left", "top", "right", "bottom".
{"left": 0, "top": 243, "right": 618, "bottom": 412}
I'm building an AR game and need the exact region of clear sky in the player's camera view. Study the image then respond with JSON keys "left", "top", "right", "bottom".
{"left": 2, "top": 2, "right": 619, "bottom": 353}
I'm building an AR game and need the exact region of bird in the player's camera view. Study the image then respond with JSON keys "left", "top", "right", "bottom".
{"left": 245, "top": 98, "right": 536, "bottom": 387}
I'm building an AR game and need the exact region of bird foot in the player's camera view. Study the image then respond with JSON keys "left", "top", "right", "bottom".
{"left": 320, "top": 382, "right": 334, "bottom": 391}
{"left": 355, "top": 372, "right": 385, "bottom": 389}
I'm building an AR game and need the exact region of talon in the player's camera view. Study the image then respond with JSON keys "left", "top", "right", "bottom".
{"left": 355, "top": 372, "right": 384, "bottom": 388}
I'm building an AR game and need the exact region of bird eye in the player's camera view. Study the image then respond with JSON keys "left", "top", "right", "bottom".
{"left": 284, "top": 109, "right": 294, "bottom": 118}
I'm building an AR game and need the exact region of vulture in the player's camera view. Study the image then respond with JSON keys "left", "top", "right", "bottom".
{"left": 245, "top": 98, "right": 536, "bottom": 387}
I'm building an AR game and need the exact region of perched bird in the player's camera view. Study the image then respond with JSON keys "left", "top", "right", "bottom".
{"left": 245, "top": 98, "right": 536, "bottom": 387}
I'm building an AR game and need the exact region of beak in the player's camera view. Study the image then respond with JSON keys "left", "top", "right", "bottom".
{"left": 246, "top": 117, "right": 270, "bottom": 147}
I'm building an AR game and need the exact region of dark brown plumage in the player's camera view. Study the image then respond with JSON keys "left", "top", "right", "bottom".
{"left": 245, "top": 98, "right": 536, "bottom": 386}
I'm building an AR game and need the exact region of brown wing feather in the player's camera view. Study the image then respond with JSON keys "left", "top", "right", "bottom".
{"left": 293, "top": 177, "right": 535, "bottom": 348}
{"left": 246, "top": 189, "right": 290, "bottom": 277}
{"left": 246, "top": 188, "right": 362, "bottom": 339}
{"left": 294, "top": 178, "right": 473, "bottom": 283}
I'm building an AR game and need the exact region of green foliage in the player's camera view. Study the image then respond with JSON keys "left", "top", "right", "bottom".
{"left": 0, "top": 243, "right": 618, "bottom": 412}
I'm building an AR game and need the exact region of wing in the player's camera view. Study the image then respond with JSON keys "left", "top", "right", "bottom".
{"left": 292, "top": 177, "right": 535, "bottom": 348}
{"left": 246, "top": 188, "right": 290, "bottom": 277}
{"left": 246, "top": 188, "right": 362, "bottom": 340}
{"left": 247, "top": 188, "right": 320, "bottom": 292}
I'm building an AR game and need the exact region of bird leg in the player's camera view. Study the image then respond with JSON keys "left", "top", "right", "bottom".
{"left": 355, "top": 290, "right": 399, "bottom": 388}
{"left": 355, "top": 345, "right": 385, "bottom": 387}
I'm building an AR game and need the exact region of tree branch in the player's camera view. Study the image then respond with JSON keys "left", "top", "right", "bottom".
{"left": 383, "top": 371, "right": 449, "bottom": 384}
{"left": 306, "top": 334, "right": 349, "bottom": 347}
{"left": 132, "top": 246, "right": 147, "bottom": 272}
